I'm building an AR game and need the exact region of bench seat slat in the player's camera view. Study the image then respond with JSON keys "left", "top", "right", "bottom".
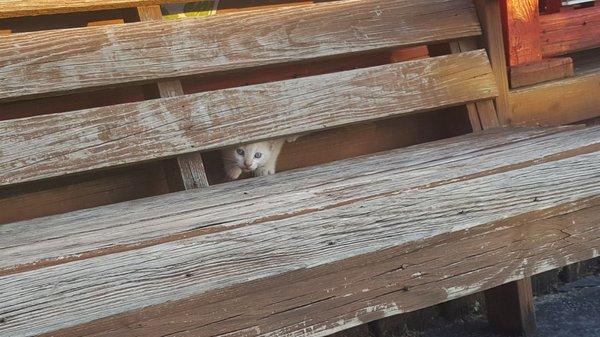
{"left": 0, "top": 0, "right": 190, "bottom": 18}
{"left": 0, "top": 50, "right": 497, "bottom": 187}
{"left": 0, "top": 0, "right": 482, "bottom": 101}
{"left": 1, "top": 125, "right": 598, "bottom": 336}
{"left": 1, "top": 125, "right": 597, "bottom": 272}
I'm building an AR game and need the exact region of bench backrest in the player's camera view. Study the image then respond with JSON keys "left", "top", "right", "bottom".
{"left": 0, "top": 0, "right": 498, "bottom": 187}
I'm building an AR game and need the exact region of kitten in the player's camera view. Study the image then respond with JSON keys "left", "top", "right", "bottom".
{"left": 223, "top": 136, "right": 299, "bottom": 180}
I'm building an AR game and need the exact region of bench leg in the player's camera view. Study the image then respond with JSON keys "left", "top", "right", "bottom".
{"left": 485, "top": 278, "right": 537, "bottom": 336}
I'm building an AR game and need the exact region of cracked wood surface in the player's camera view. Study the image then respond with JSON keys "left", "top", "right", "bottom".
{"left": 40, "top": 200, "right": 600, "bottom": 337}
{"left": 0, "top": 50, "right": 497, "bottom": 187}
{"left": 0, "top": 125, "right": 598, "bottom": 336}
{"left": 0, "top": 0, "right": 481, "bottom": 101}
{"left": 1, "top": 125, "right": 594, "bottom": 272}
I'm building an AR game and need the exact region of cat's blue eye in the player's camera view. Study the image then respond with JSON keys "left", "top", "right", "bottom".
{"left": 254, "top": 152, "right": 262, "bottom": 159}
{"left": 236, "top": 148, "right": 244, "bottom": 156}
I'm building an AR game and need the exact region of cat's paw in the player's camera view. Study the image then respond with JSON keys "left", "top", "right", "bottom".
{"left": 254, "top": 167, "right": 275, "bottom": 177}
{"left": 226, "top": 166, "right": 243, "bottom": 180}
{"left": 286, "top": 135, "right": 300, "bottom": 143}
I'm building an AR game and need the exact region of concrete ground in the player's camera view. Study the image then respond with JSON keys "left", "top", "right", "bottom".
{"left": 420, "top": 276, "right": 600, "bottom": 337}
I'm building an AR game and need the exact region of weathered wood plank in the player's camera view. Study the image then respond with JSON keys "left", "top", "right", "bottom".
{"left": 136, "top": 5, "right": 210, "bottom": 192}
{"left": 510, "top": 57, "right": 574, "bottom": 88}
{"left": 509, "top": 71, "right": 600, "bottom": 126}
{"left": 0, "top": 0, "right": 190, "bottom": 18}
{"left": 0, "top": 51, "right": 498, "bottom": 187}
{"left": 0, "top": 0, "right": 482, "bottom": 101}
{"left": 540, "top": 5, "right": 600, "bottom": 57}
{"left": 1, "top": 141, "right": 598, "bottom": 336}
{"left": 449, "top": 38, "right": 500, "bottom": 130}
{"left": 0, "top": 110, "right": 459, "bottom": 224}
{"left": 37, "top": 199, "right": 600, "bottom": 337}
{"left": 1, "top": 126, "right": 597, "bottom": 273}
{"left": 502, "top": 0, "right": 543, "bottom": 67}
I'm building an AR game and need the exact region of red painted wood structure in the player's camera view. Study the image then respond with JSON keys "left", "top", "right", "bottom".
{"left": 502, "top": 0, "right": 600, "bottom": 87}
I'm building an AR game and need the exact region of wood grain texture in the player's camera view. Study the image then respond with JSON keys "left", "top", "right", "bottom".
{"left": 1, "top": 127, "right": 598, "bottom": 335}
{"left": 136, "top": 5, "right": 210, "bottom": 192}
{"left": 1, "top": 125, "right": 598, "bottom": 273}
{"left": 485, "top": 278, "right": 537, "bottom": 336}
{"left": 0, "top": 50, "right": 498, "bottom": 187}
{"left": 474, "top": 0, "right": 511, "bottom": 125}
{"left": 0, "top": 0, "right": 190, "bottom": 19}
{"left": 449, "top": 38, "right": 500, "bottom": 130}
{"left": 540, "top": 5, "right": 600, "bottom": 57}
{"left": 163, "top": 152, "right": 209, "bottom": 190}
{"left": 509, "top": 71, "right": 600, "bottom": 126}
{"left": 38, "top": 199, "right": 599, "bottom": 337}
{"left": 510, "top": 57, "right": 574, "bottom": 88}
{"left": 0, "top": 0, "right": 482, "bottom": 101}
{"left": 502, "top": 0, "right": 543, "bottom": 67}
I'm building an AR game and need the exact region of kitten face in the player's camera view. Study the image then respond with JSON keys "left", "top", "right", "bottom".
{"left": 224, "top": 142, "right": 273, "bottom": 173}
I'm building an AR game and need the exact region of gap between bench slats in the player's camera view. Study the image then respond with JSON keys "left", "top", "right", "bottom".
{"left": 0, "top": 50, "right": 497, "bottom": 187}
{"left": 37, "top": 201, "right": 600, "bottom": 337}
{"left": 0, "top": 0, "right": 481, "bottom": 101}
{"left": 0, "top": 126, "right": 598, "bottom": 336}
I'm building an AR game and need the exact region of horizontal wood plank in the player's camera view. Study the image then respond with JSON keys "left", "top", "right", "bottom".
{"left": 39, "top": 200, "right": 600, "bottom": 337}
{"left": 510, "top": 57, "right": 574, "bottom": 88}
{"left": 509, "top": 71, "right": 600, "bottom": 126}
{"left": 2, "top": 126, "right": 597, "bottom": 273}
{"left": 540, "top": 5, "right": 600, "bottom": 57}
{"left": 0, "top": 0, "right": 482, "bottom": 101}
{"left": 0, "top": 50, "right": 498, "bottom": 187}
{"left": 0, "top": 0, "right": 191, "bottom": 18}
{"left": 0, "top": 126, "right": 598, "bottom": 336}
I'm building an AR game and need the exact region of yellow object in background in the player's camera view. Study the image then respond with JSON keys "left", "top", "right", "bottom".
{"left": 161, "top": 1, "right": 219, "bottom": 19}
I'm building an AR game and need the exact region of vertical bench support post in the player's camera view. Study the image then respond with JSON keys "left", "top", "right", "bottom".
{"left": 485, "top": 277, "right": 537, "bottom": 336}
{"left": 137, "top": 5, "right": 210, "bottom": 191}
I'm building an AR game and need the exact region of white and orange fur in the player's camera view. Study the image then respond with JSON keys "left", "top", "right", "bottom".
{"left": 222, "top": 136, "right": 300, "bottom": 180}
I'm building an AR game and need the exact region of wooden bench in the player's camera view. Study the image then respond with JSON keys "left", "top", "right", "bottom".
{"left": 0, "top": 0, "right": 599, "bottom": 336}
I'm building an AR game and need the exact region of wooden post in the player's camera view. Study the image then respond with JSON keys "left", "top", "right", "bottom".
{"left": 485, "top": 278, "right": 537, "bottom": 336}
{"left": 503, "top": 0, "right": 543, "bottom": 67}
{"left": 501, "top": 0, "right": 574, "bottom": 88}
{"left": 136, "top": 5, "right": 209, "bottom": 191}
{"left": 474, "top": 0, "right": 511, "bottom": 125}
{"left": 449, "top": 38, "right": 500, "bottom": 131}
{"left": 543, "top": 0, "right": 563, "bottom": 13}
